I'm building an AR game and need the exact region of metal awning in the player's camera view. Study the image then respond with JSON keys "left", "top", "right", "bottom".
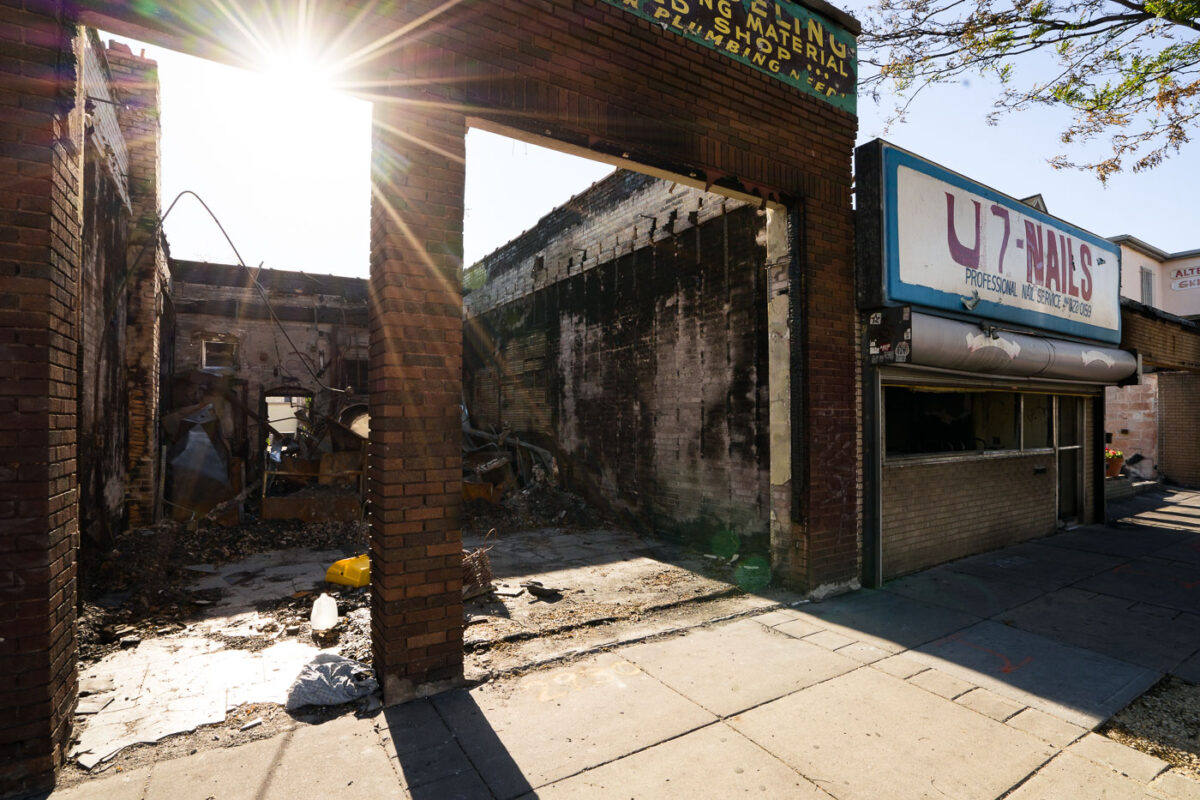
{"left": 898, "top": 312, "right": 1138, "bottom": 385}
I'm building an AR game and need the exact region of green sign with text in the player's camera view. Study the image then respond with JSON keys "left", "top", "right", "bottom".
{"left": 601, "top": 0, "right": 857, "bottom": 112}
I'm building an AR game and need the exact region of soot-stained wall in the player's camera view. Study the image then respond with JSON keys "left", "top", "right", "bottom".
{"left": 465, "top": 171, "right": 770, "bottom": 549}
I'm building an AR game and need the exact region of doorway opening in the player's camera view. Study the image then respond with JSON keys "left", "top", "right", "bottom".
{"left": 68, "top": 30, "right": 374, "bottom": 778}
{"left": 458, "top": 127, "right": 787, "bottom": 674}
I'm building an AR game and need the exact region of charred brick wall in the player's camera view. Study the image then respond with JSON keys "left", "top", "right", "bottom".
{"left": 0, "top": 11, "right": 82, "bottom": 796}
{"left": 881, "top": 452, "right": 1057, "bottom": 579}
{"left": 76, "top": 31, "right": 133, "bottom": 554}
{"left": 106, "top": 41, "right": 165, "bottom": 528}
{"left": 170, "top": 261, "right": 370, "bottom": 423}
{"left": 1158, "top": 371, "right": 1200, "bottom": 487}
{"left": 466, "top": 173, "right": 769, "bottom": 547}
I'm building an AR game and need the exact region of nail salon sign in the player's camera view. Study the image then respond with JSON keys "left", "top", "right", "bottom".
{"left": 861, "top": 142, "right": 1122, "bottom": 344}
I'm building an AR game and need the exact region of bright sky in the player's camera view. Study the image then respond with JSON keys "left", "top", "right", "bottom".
{"left": 112, "top": 14, "right": 1197, "bottom": 281}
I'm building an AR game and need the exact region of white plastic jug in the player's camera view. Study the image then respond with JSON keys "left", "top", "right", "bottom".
{"left": 310, "top": 593, "right": 338, "bottom": 631}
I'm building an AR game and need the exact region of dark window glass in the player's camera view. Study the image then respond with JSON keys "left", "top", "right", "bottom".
{"left": 1022, "top": 394, "right": 1053, "bottom": 448}
{"left": 885, "top": 388, "right": 1018, "bottom": 456}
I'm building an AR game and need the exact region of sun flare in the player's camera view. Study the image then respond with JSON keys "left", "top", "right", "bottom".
{"left": 257, "top": 46, "right": 344, "bottom": 103}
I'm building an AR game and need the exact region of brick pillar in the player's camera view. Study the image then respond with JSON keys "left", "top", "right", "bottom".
{"left": 784, "top": 195, "right": 861, "bottom": 595}
{"left": 106, "top": 42, "right": 162, "bottom": 526}
{"left": 368, "top": 96, "right": 465, "bottom": 703}
{"left": 0, "top": 7, "right": 81, "bottom": 797}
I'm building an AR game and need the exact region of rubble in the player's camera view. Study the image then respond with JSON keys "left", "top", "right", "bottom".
{"left": 78, "top": 517, "right": 368, "bottom": 666}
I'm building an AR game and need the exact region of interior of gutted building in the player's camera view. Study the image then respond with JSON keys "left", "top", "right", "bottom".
{"left": 4, "top": 9, "right": 861, "bottom": 785}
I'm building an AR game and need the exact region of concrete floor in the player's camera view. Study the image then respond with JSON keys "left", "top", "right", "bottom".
{"left": 52, "top": 487, "right": 1200, "bottom": 799}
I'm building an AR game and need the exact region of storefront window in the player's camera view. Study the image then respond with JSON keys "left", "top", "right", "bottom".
{"left": 1022, "top": 394, "right": 1053, "bottom": 449}
{"left": 885, "top": 388, "right": 1018, "bottom": 455}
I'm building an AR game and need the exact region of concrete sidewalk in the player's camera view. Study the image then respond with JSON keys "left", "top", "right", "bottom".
{"left": 50, "top": 488, "right": 1200, "bottom": 799}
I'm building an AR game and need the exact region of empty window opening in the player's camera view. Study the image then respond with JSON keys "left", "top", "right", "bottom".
{"left": 201, "top": 339, "right": 237, "bottom": 370}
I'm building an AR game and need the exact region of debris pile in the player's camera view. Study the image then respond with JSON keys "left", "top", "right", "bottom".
{"left": 161, "top": 369, "right": 367, "bottom": 526}
{"left": 78, "top": 518, "right": 369, "bottom": 666}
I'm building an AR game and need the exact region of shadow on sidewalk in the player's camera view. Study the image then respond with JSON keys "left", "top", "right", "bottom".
{"left": 381, "top": 691, "right": 533, "bottom": 799}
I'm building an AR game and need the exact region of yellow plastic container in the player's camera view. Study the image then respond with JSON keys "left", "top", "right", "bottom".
{"left": 325, "top": 554, "right": 370, "bottom": 588}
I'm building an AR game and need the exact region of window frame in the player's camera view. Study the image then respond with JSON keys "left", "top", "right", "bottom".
{"left": 882, "top": 387, "right": 1058, "bottom": 464}
{"left": 201, "top": 339, "right": 237, "bottom": 370}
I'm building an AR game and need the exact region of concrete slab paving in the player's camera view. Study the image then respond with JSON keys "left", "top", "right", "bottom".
{"left": 998, "top": 587, "right": 1200, "bottom": 671}
{"left": 1152, "top": 535, "right": 1200, "bottom": 566}
{"left": 1170, "top": 649, "right": 1200, "bottom": 683}
{"left": 1152, "top": 771, "right": 1200, "bottom": 800}
{"left": 377, "top": 698, "right": 479, "bottom": 792}
{"left": 432, "top": 653, "right": 716, "bottom": 799}
{"left": 912, "top": 620, "right": 1160, "bottom": 728}
{"left": 1005, "top": 751, "right": 1160, "bottom": 799}
{"left": 1129, "top": 512, "right": 1200, "bottom": 535}
{"left": 833, "top": 641, "right": 891, "bottom": 664}
{"left": 256, "top": 715, "right": 402, "bottom": 800}
{"left": 1076, "top": 557, "right": 1200, "bottom": 613}
{"left": 49, "top": 767, "right": 151, "bottom": 800}
{"left": 772, "top": 616, "right": 824, "bottom": 640}
{"left": 622, "top": 618, "right": 858, "bottom": 716}
{"left": 788, "top": 589, "right": 977, "bottom": 654}
{"left": 800, "top": 629, "right": 857, "bottom": 651}
{"left": 727, "top": 666, "right": 1055, "bottom": 800}
{"left": 1040, "top": 527, "right": 1186, "bottom": 559}
{"left": 1068, "top": 732, "right": 1169, "bottom": 783}
{"left": 955, "top": 687, "right": 1025, "bottom": 722}
{"left": 142, "top": 733, "right": 288, "bottom": 800}
{"left": 871, "top": 653, "right": 929, "bottom": 680}
{"left": 944, "top": 542, "right": 1123, "bottom": 591}
{"left": 1005, "top": 708, "right": 1087, "bottom": 748}
{"left": 529, "top": 722, "right": 834, "bottom": 799}
{"left": 748, "top": 608, "right": 801, "bottom": 628}
{"left": 907, "top": 667, "right": 976, "bottom": 700}
{"left": 882, "top": 567, "right": 1045, "bottom": 619}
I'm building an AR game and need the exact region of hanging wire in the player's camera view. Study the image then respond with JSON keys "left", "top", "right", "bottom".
{"left": 108, "top": 189, "right": 349, "bottom": 394}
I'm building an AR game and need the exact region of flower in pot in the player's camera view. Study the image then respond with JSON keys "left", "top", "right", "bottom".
{"left": 1105, "top": 447, "right": 1124, "bottom": 477}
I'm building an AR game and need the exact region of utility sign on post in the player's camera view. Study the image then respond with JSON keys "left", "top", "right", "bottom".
{"left": 856, "top": 140, "right": 1122, "bottom": 344}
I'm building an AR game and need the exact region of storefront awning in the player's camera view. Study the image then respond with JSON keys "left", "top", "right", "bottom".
{"left": 903, "top": 312, "right": 1138, "bottom": 384}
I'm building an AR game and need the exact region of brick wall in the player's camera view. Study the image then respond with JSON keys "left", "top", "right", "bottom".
{"left": 170, "top": 260, "right": 370, "bottom": 424}
{"left": 75, "top": 32, "right": 133, "bottom": 556}
{"left": 0, "top": 8, "right": 82, "bottom": 796}
{"left": 106, "top": 41, "right": 163, "bottom": 527}
{"left": 1122, "top": 303, "right": 1200, "bottom": 369}
{"left": 881, "top": 452, "right": 1057, "bottom": 580}
{"left": 1106, "top": 376, "right": 1159, "bottom": 479}
{"left": 465, "top": 173, "right": 770, "bottom": 549}
{"left": 369, "top": 99, "right": 466, "bottom": 702}
{"left": 1158, "top": 371, "right": 1200, "bottom": 487}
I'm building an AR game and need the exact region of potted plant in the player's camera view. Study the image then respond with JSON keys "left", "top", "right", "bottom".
{"left": 1105, "top": 447, "right": 1124, "bottom": 478}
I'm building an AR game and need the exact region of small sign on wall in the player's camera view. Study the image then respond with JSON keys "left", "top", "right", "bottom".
{"left": 856, "top": 140, "right": 1122, "bottom": 344}
{"left": 1171, "top": 266, "right": 1200, "bottom": 291}
{"left": 596, "top": 0, "right": 857, "bottom": 112}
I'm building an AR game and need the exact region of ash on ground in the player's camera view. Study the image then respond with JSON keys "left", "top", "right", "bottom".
{"left": 79, "top": 517, "right": 368, "bottom": 666}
